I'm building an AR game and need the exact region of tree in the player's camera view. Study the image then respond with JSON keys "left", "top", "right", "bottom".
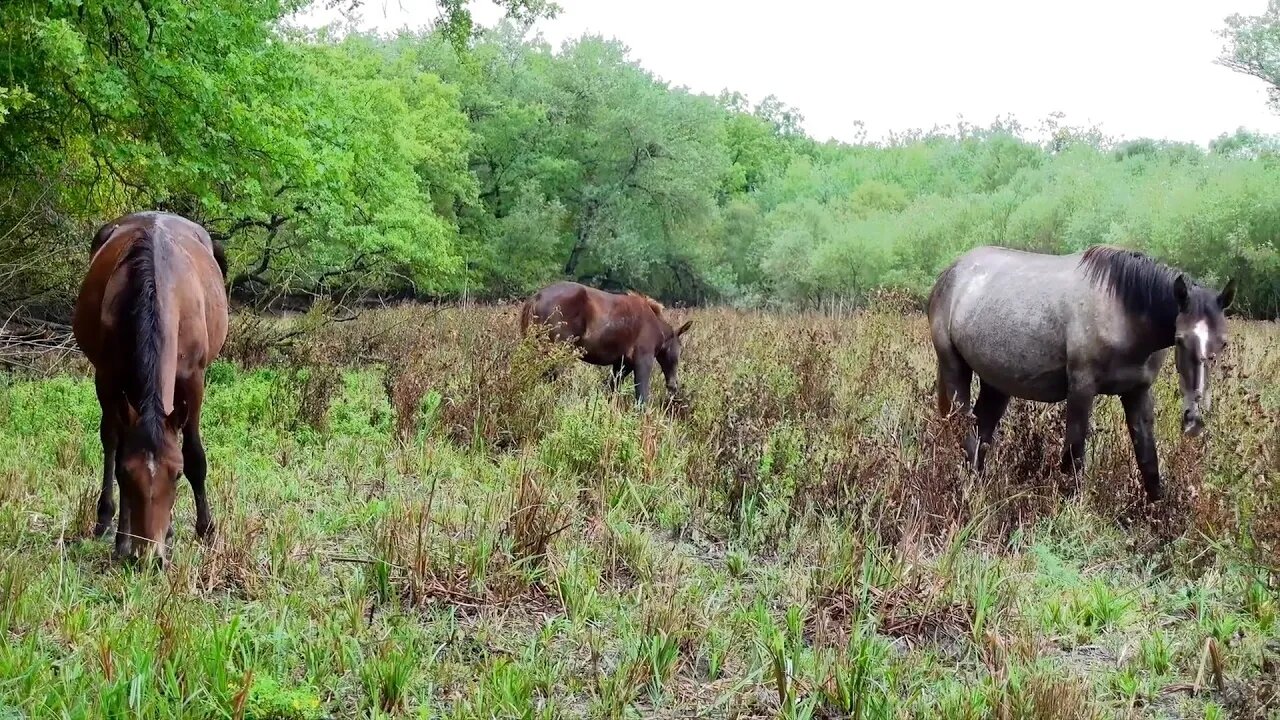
{"left": 320, "top": 0, "right": 561, "bottom": 50}
{"left": 0, "top": 0, "right": 310, "bottom": 307}
{"left": 1221, "top": 1, "right": 1280, "bottom": 113}
{"left": 0, "top": 2, "right": 478, "bottom": 305}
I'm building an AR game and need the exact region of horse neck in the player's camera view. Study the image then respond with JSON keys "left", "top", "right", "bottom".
{"left": 636, "top": 308, "right": 669, "bottom": 346}
{"left": 1127, "top": 310, "right": 1177, "bottom": 356}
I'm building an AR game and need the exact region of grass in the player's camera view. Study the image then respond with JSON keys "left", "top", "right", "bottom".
{"left": 0, "top": 302, "right": 1278, "bottom": 718}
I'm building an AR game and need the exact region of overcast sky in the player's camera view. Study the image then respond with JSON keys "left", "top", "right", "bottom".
{"left": 297, "top": 0, "right": 1280, "bottom": 146}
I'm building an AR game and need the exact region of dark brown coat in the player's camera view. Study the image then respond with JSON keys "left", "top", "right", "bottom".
{"left": 519, "top": 281, "right": 691, "bottom": 404}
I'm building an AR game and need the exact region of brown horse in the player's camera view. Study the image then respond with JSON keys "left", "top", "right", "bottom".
{"left": 73, "top": 211, "right": 229, "bottom": 564}
{"left": 519, "top": 281, "right": 692, "bottom": 405}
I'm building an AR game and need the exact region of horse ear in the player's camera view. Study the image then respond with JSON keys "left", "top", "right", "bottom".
{"left": 165, "top": 402, "right": 189, "bottom": 433}
{"left": 675, "top": 320, "right": 693, "bottom": 337}
{"left": 1174, "top": 274, "right": 1190, "bottom": 311}
{"left": 1218, "top": 277, "right": 1236, "bottom": 310}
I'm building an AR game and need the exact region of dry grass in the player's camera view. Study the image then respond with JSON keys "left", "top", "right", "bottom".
{"left": 0, "top": 303, "right": 1276, "bottom": 718}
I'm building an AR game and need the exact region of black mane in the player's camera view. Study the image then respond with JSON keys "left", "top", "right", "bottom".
{"left": 1079, "top": 246, "right": 1211, "bottom": 333}
{"left": 121, "top": 232, "right": 166, "bottom": 452}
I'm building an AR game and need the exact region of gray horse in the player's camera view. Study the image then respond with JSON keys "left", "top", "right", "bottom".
{"left": 928, "top": 245, "right": 1235, "bottom": 502}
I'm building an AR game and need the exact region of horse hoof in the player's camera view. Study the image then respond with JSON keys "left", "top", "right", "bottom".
{"left": 196, "top": 521, "right": 217, "bottom": 542}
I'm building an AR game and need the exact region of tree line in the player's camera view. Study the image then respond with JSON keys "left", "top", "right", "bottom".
{"left": 3, "top": 0, "right": 1279, "bottom": 318}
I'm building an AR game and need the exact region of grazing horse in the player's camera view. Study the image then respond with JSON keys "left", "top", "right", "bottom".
{"left": 519, "top": 281, "right": 692, "bottom": 405}
{"left": 928, "top": 245, "right": 1235, "bottom": 502}
{"left": 73, "top": 211, "right": 229, "bottom": 564}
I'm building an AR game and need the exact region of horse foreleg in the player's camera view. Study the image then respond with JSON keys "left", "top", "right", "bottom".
{"left": 92, "top": 375, "right": 118, "bottom": 538}
{"left": 1061, "top": 389, "right": 1096, "bottom": 484}
{"left": 972, "top": 381, "right": 1010, "bottom": 472}
{"left": 114, "top": 462, "right": 134, "bottom": 560}
{"left": 1121, "top": 388, "right": 1163, "bottom": 502}
{"left": 181, "top": 376, "right": 215, "bottom": 540}
{"left": 184, "top": 427, "right": 214, "bottom": 540}
{"left": 632, "top": 356, "right": 654, "bottom": 408}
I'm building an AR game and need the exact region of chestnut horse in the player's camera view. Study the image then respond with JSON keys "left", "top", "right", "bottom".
{"left": 519, "top": 281, "right": 692, "bottom": 405}
{"left": 73, "top": 211, "right": 229, "bottom": 564}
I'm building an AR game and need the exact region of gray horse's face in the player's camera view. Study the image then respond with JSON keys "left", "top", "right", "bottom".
{"left": 1172, "top": 275, "right": 1236, "bottom": 436}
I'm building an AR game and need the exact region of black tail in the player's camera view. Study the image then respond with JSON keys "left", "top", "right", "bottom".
{"left": 121, "top": 232, "right": 166, "bottom": 450}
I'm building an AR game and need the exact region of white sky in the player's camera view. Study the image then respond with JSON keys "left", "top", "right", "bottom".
{"left": 297, "top": 0, "right": 1280, "bottom": 146}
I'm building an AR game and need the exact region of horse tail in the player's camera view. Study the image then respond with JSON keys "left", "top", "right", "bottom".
{"left": 928, "top": 259, "right": 963, "bottom": 418}
{"left": 121, "top": 230, "right": 167, "bottom": 450}
{"left": 519, "top": 295, "right": 535, "bottom": 336}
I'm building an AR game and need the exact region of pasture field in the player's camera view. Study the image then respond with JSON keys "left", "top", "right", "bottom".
{"left": 0, "top": 304, "right": 1277, "bottom": 719}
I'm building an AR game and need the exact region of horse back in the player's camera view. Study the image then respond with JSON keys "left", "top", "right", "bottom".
{"left": 91, "top": 210, "right": 226, "bottom": 277}
{"left": 524, "top": 282, "right": 592, "bottom": 339}
{"left": 930, "top": 246, "right": 1084, "bottom": 402}
{"left": 523, "top": 282, "right": 664, "bottom": 364}
{"left": 75, "top": 212, "right": 228, "bottom": 382}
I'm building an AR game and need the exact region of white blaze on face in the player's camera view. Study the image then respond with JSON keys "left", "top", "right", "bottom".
{"left": 147, "top": 453, "right": 156, "bottom": 477}
{"left": 1192, "top": 320, "right": 1210, "bottom": 395}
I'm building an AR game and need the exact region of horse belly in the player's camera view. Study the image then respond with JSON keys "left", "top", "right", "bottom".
{"left": 951, "top": 294, "right": 1070, "bottom": 403}
{"left": 967, "top": 354, "right": 1068, "bottom": 403}
{"left": 578, "top": 351, "right": 617, "bottom": 366}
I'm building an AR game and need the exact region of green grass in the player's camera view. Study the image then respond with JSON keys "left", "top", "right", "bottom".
{"left": 0, "top": 305, "right": 1278, "bottom": 718}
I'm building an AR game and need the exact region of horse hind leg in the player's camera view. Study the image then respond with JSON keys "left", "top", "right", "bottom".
{"left": 604, "top": 359, "right": 631, "bottom": 394}
{"left": 971, "top": 381, "right": 1010, "bottom": 472}
{"left": 934, "top": 345, "right": 982, "bottom": 465}
{"left": 934, "top": 346, "right": 973, "bottom": 419}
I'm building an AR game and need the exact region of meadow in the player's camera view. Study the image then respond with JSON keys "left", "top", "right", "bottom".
{"left": 0, "top": 303, "right": 1277, "bottom": 719}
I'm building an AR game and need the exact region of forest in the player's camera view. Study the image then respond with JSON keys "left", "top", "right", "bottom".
{"left": 3, "top": 3, "right": 1280, "bottom": 718}
{"left": 3, "top": 0, "right": 1280, "bottom": 317}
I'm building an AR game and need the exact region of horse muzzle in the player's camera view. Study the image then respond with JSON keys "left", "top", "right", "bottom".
{"left": 1182, "top": 409, "right": 1205, "bottom": 437}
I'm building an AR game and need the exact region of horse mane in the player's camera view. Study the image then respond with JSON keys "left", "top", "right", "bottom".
{"left": 121, "top": 231, "right": 166, "bottom": 451}
{"left": 1079, "top": 245, "right": 1207, "bottom": 328}
{"left": 627, "top": 290, "right": 664, "bottom": 317}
